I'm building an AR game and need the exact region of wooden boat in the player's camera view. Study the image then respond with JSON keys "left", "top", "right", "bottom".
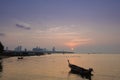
{"left": 18, "top": 56, "right": 23, "bottom": 59}
{"left": 67, "top": 60, "right": 93, "bottom": 75}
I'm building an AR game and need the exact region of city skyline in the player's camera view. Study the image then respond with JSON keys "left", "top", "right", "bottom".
{"left": 0, "top": 0, "right": 120, "bottom": 53}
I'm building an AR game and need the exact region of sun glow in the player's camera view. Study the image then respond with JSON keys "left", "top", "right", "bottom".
{"left": 65, "top": 42, "right": 78, "bottom": 47}
{"left": 65, "top": 38, "right": 92, "bottom": 50}
{"left": 71, "top": 47, "right": 74, "bottom": 51}
{"left": 65, "top": 41, "right": 79, "bottom": 51}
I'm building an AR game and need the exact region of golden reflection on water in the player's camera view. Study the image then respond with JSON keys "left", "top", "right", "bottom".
{"left": 0, "top": 54, "right": 120, "bottom": 80}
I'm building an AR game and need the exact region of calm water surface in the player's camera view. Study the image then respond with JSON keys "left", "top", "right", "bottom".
{"left": 0, "top": 54, "right": 120, "bottom": 80}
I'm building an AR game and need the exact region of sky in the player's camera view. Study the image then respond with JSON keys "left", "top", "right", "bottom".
{"left": 0, "top": 0, "right": 120, "bottom": 53}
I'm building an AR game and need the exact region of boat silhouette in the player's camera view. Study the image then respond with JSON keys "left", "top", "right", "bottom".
{"left": 67, "top": 60, "right": 93, "bottom": 80}
{"left": 18, "top": 56, "right": 23, "bottom": 59}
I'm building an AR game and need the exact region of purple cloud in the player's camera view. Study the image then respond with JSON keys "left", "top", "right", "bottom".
{"left": 0, "top": 33, "right": 5, "bottom": 37}
{"left": 16, "top": 24, "right": 31, "bottom": 30}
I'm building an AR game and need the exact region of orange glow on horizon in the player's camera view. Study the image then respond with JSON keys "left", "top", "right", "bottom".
{"left": 64, "top": 41, "right": 80, "bottom": 51}
{"left": 64, "top": 38, "right": 92, "bottom": 49}
{"left": 65, "top": 42, "right": 78, "bottom": 48}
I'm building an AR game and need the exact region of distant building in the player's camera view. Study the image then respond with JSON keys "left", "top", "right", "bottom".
{"left": 52, "top": 47, "right": 56, "bottom": 52}
{"left": 32, "top": 46, "right": 45, "bottom": 55}
{"left": 6, "top": 47, "right": 8, "bottom": 51}
{"left": 24, "top": 48, "right": 27, "bottom": 52}
{"left": 14, "top": 46, "right": 22, "bottom": 51}
{"left": 32, "top": 46, "right": 44, "bottom": 52}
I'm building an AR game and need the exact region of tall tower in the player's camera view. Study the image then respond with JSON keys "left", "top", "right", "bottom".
{"left": 52, "top": 47, "right": 55, "bottom": 52}
{"left": 6, "top": 47, "right": 8, "bottom": 51}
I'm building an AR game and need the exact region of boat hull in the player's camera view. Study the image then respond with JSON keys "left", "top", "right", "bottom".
{"left": 69, "top": 64, "right": 93, "bottom": 75}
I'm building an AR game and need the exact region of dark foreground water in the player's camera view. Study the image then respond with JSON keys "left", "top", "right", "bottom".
{"left": 0, "top": 54, "right": 120, "bottom": 80}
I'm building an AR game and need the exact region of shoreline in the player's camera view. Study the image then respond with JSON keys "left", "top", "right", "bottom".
{"left": 0, "top": 56, "right": 11, "bottom": 59}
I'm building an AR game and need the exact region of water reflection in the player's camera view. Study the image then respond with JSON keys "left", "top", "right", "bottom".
{"left": 0, "top": 54, "right": 120, "bottom": 80}
{"left": 68, "top": 70, "right": 93, "bottom": 80}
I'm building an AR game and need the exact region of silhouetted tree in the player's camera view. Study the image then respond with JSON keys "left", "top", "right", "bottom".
{"left": 0, "top": 61, "right": 3, "bottom": 72}
{"left": 0, "top": 41, "right": 4, "bottom": 54}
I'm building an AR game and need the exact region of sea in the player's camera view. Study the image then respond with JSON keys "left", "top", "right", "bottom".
{"left": 0, "top": 53, "right": 120, "bottom": 80}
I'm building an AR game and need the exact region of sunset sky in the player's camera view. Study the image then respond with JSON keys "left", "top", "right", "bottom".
{"left": 0, "top": 0, "right": 120, "bottom": 53}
